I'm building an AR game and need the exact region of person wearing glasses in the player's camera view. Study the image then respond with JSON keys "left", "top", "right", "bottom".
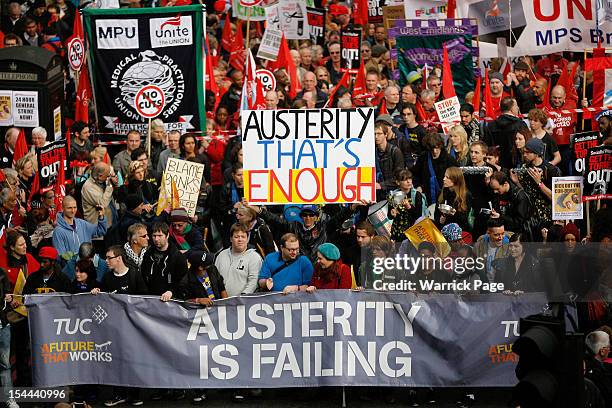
{"left": 258, "top": 233, "right": 313, "bottom": 294}
{"left": 426, "top": 74, "right": 442, "bottom": 102}
{"left": 398, "top": 103, "right": 426, "bottom": 167}
{"left": 324, "top": 41, "right": 344, "bottom": 85}
{"left": 92, "top": 245, "right": 147, "bottom": 407}
{"left": 123, "top": 223, "right": 149, "bottom": 272}
{"left": 251, "top": 203, "right": 360, "bottom": 263}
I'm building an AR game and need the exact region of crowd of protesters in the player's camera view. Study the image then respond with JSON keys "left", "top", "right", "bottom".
{"left": 1, "top": 0, "right": 612, "bottom": 407}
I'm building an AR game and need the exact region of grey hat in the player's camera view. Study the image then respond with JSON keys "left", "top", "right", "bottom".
{"left": 376, "top": 114, "right": 394, "bottom": 126}
{"left": 489, "top": 71, "right": 504, "bottom": 83}
{"left": 524, "top": 138, "right": 545, "bottom": 156}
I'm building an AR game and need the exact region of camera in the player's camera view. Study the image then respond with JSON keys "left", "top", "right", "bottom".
{"left": 480, "top": 208, "right": 492, "bottom": 215}
{"left": 460, "top": 166, "right": 490, "bottom": 175}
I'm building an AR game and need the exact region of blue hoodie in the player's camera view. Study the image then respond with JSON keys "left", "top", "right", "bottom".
{"left": 52, "top": 212, "right": 108, "bottom": 258}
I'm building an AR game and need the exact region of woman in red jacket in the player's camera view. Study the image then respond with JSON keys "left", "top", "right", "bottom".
{"left": 306, "top": 243, "right": 352, "bottom": 291}
{"left": 0, "top": 230, "right": 40, "bottom": 289}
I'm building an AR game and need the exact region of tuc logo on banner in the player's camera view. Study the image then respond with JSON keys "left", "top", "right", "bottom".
{"left": 96, "top": 19, "right": 139, "bottom": 49}
{"left": 39, "top": 304, "right": 113, "bottom": 365}
{"left": 241, "top": 108, "right": 376, "bottom": 204}
{"left": 149, "top": 14, "right": 193, "bottom": 48}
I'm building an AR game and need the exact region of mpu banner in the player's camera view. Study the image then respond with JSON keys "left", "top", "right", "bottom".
{"left": 83, "top": 6, "right": 205, "bottom": 135}
{"left": 27, "top": 292, "right": 546, "bottom": 388}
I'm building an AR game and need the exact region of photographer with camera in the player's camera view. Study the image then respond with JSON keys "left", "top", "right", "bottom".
{"left": 387, "top": 169, "right": 425, "bottom": 242}
{"left": 509, "top": 138, "right": 561, "bottom": 234}
{"left": 488, "top": 171, "right": 533, "bottom": 238}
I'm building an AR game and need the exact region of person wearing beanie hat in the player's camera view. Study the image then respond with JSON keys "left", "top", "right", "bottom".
{"left": 168, "top": 207, "right": 204, "bottom": 258}
{"left": 485, "top": 71, "right": 511, "bottom": 119}
{"left": 441, "top": 223, "right": 463, "bottom": 243}
{"left": 317, "top": 243, "right": 341, "bottom": 261}
{"left": 510, "top": 137, "right": 561, "bottom": 230}
{"left": 22, "top": 247, "right": 70, "bottom": 295}
{"left": 125, "top": 194, "right": 144, "bottom": 213}
{"left": 306, "top": 243, "right": 352, "bottom": 292}
{"left": 560, "top": 222, "right": 581, "bottom": 253}
{"left": 508, "top": 60, "right": 535, "bottom": 113}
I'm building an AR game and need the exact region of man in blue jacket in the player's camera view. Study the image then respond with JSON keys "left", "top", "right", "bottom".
{"left": 52, "top": 195, "right": 107, "bottom": 261}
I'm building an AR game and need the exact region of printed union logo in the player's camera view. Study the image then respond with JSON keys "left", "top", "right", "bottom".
{"left": 96, "top": 19, "right": 139, "bottom": 49}
{"left": 150, "top": 14, "right": 193, "bottom": 48}
{"left": 110, "top": 50, "right": 185, "bottom": 121}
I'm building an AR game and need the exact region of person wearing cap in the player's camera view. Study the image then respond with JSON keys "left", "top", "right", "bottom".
{"left": 488, "top": 171, "right": 532, "bottom": 238}
{"left": 22, "top": 247, "right": 70, "bottom": 295}
{"left": 329, "top": 3, "right": 350, "bottom": 29}
{"left": 253, "top": 200, "right": 360, "bottom": 263}
{"left": 510, "top": 137, "right": 561, "bottom": 231}
{"left": 486, "top": 71, "right": 511, "bottom": 119}
{"left": 507, "top": 60, "right": 536, "bottom": 113}
{"left": 483, "top": 97, "right": 528, "bottom": 169}
{"left": 141, "top": 221, "right": 187, "bottom": 303}
{"left": 114, "top": 194, "right": 148, "bottom": 247}
{"left": 304, "top": 243, "right": 352, "bottom": 292}
{"left": 169, "top": 207, "right": 204, "bottom": 258}
{"left": 258, "top": 233, "right": 313, "bottom": 293}
{"left": 214, "top": 223, "right": 262, "bottom": 296}
{"left": 52, "top": 196, "right": 107, "bottom": 260}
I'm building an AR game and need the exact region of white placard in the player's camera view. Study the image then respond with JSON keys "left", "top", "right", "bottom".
{"left": 12, "top": 90, "right": 39, "bottom": 127}
{"left": 279, "top": 0, "right": 310, "bottom": 40}
{"left": 164, "top": 157, "right": 205, "bottom": 217}
{"left": 0, "top": 90, "right": 13, "bottom": 127}
{"left": 241, "top": 108, "right": 377, "bottom": 204}
{"left": 552, "top": 176, "right": 583, "bottom": 221}
{"left": 434, "top": 96, "right": 461, "bottom": 135}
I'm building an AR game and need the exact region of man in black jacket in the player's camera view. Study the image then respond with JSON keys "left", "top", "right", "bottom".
{"left": 22, "top": 247, "right": 71, "bottom": 295}
{"left": 141, "top": 222, "right": 188, "bottom": 301}
{"left": 375, "top": 122, "right": 404, "bottom": 200}
{"left": 483, "top": 97, "right": 528, "bottom": 169}
{"left": 489, "top": 171, "right": 532, "bottom": 236}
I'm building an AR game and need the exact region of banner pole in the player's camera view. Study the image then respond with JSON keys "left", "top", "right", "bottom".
{"left": 581, "top": 49, "right": 588, "bottom": 130}
{"left": 586, "top": 200, "right": 591, "bottom": 236}
{"left": 147, "top": 117, "right": 152, "bottom": 158}
{"left": 246, "top": 7, "right": 252, "bottom": 52}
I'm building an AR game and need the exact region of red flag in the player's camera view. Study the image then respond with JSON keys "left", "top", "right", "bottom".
{"left": 229, "top": 20, "right": 245, "bottom": 72}
{"left": 415, "top": 101, "right": 427, "bottom": 122}
{"left": 447, "top": 0, "right": 456, "bottom": 18}
{"left": 442, "top": 44, "right": 456, "bottom": 100}
{"left": 205, "top": 36, "right": 220, "bottom": 112}
{"left": 379, "top": 98, "right": 388, "bottom": 114}
{"left": 542, "top": 77, "right": 551, "bottom": 109}
{"left": 352, "top": 62, "right": 367, "bottom": 99}
{"left": 273, "top": 35, "right": 300, "bottom": 99}
{"left": 221, "top": 14, "right": 234, "bottom": 53}
{"left": 0, "top": 32, "right": 4, "bottom": 49}
{"left": 325, "top": 70, "right": 350, "bottom": 107}
{"left": 556, "top": 63, "right": 579, "bottom": 102}
{"left": 483, "top": 70, "right": 494, "bottom": 120}
{"left": 27, "top": 171, "right": 40, "bottom": 211}
{"left": 590, "top": 47, "right": 607, "bottom": 109}
{"left": 353, "top": 0, "right": 369, "bottom": 26}
{"left": 68, "top": 8, "right": 84, "bottom": 44}
{"left": 13, "top": 129, "right": 28, "bottom": 165}
{"left": 75, "top": 63, "right": 92, "bottom": 123}
{"left": 472, "top": 76, "right": 481, "bottom": 118}
{"left": 254, "top": 78, "right": 266, "bottom": 109}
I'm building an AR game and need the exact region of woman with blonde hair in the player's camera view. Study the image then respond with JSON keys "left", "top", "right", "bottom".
{"left": 435, "top": 166, "right": 472, "bottom": 232}
{"left": 14, "top": 154, "right": 37, "bottom": 196}
{"left": 447, "top": 125, "right": 470, "bottom": 166}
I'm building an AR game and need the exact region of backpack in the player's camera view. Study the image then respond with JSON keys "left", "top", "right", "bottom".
{"left": 410, "top": 188, "right": 429, "bottom": 218}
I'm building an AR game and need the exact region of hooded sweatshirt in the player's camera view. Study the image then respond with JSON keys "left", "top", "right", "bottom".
{"left": 214, "top": 247, "right": 262, "bottom": 296}
{"left": 52, "top": 212, "right": 107, "bottom": 258}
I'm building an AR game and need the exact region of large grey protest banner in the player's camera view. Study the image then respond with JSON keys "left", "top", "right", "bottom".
{"left": 27, "top": 291, "right": 546, "bottom": 388}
